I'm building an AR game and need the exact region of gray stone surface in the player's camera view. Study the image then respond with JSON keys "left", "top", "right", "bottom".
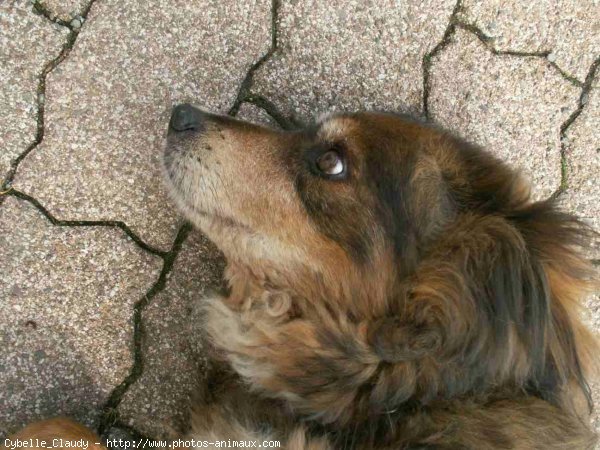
{"left": 0, "top": 196, "right": 162, "bottom": 437}
{"left": 252, "top": 0, "right": 455, "bottom": 121}
{"left": 15, "top": 0, "right": 272, "bottom": 250}
{"left": 0, "top": 0, "right": 68, "bottom": 180}
{"left": 0, "top": 0, "right": 598, "bottom": 443}
{"left": 118, "top": 231, "right": 224, "bottom": 439}
{"left": 37, "top": 0, "right": 88, "bottom": 22}
{"left": 459, "top": 0, "right": 600, "bottom": 83}
{"left": 562, "top": 78, "right": 599, "bottom": 258}
{"left": 429, "top": 28, "right": 580, "bottom": 199}
{"left": 237, "top": 101, "right": 279, "bottom": 128}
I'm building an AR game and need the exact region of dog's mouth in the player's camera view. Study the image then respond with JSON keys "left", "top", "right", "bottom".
{"left": 162, "top": 124, "right": 196, "bottom": 169}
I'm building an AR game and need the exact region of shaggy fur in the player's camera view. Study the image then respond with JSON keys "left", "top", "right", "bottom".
{"left": 161, "top": 108, "right": 599, "bottom": 449}
{"left": 8, "top": 108, "right": 598, "bottom": 449}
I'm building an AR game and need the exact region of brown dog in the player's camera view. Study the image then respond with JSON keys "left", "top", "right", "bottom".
{"left": 8, "top": 107, "right": 599, "bottom": 449}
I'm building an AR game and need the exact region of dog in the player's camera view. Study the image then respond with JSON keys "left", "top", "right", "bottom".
{"left": 6, "top": 106, "right": 599, "bottom": 449}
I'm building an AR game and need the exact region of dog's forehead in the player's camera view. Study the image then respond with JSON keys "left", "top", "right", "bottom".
{"left": 316, "top": 114, "right": 358, "bottom": 141}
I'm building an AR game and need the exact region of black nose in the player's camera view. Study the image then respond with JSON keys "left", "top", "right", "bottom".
{"left": 169, "top": 103, "right": 205, "bottom": 132}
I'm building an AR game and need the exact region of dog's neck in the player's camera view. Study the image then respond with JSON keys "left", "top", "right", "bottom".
{"left": 221, "top": 256, "right": 397, "bottom": 322}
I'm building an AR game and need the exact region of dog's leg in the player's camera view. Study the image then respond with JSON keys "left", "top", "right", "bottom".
{"left": 187, "top": 355, "right": 333, "bottom": 449}
{"left": 187, "top": 357, "right": 285, "bottom": 447}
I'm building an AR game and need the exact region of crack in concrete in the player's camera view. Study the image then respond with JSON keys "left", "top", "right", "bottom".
{"left": 454, "top": 21, "right": 584, "bottom": 88}
{"left": 551, "top": 56, "right": 600, "bottom": 199}
{"left": 548, "top": 61, "right": 585, "bottom": 88}
{"left": 0, "top": 2, "right": 198, "bottom": 441}
{"left": 421, "top": 9, "right": 585, "bottom": 122}
{"left": 32, "top": 0, "right": 77, "bottom": 29}
{"left": 242, "top": 93, "right": 300, "bottom": 130}
{"left": 3, "top": 189, "right": 166, "bottom": 257}
{"left": 228, "top": 0, "right": 280, "bottom": 116}
{"left": 422, "top": 5, "right": 594, "bottom": 201}
{"left": 97, "top": 222, "right": 192, "bottom": 437}
{"left": 2, "top": 188, "right": 175, "bottom": 440}
{"left": 456, "top": 23, "right": 597, "bottom": 199}
{"left": 422, "top": 0, "right": 464, "bottom": 120}
{"left": 456, "top": 21, "right": 550, "bottom": 57}
{"left": 0, "top": 0, "right": 98, "bottom": 205}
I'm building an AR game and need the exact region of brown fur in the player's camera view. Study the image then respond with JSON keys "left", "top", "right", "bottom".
{"left": 162, "top": 109, "right": 599, "bottom": 448}
{"left": 10, "top": 109, "right": 599, "bottom": 449}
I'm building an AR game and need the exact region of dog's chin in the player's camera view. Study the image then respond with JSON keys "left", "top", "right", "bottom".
{"left": 161, "top": 156, "right": 250, "bottom": 245}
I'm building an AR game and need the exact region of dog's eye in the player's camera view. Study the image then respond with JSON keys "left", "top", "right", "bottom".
{"left": 316, "top": 150, "right": 344, "bottom": 176}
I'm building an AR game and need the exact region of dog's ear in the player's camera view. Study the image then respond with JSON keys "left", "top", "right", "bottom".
{"left": 366, "top": 200, "right": 597, "bottom": 412}
{"left": 508, "top": 200, "right": 598, "bottom": 408}
{"left": 365, "top": 212, "right": 550, "bottom": 404}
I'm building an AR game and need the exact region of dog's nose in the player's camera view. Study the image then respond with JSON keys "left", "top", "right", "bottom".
{"left": 169, "top": 103, "right": 205, "bottom": 132}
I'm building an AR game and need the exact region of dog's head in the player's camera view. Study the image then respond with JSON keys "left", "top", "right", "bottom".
{"left": 163, "top": 104, "right": 597, "bottom": 425}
